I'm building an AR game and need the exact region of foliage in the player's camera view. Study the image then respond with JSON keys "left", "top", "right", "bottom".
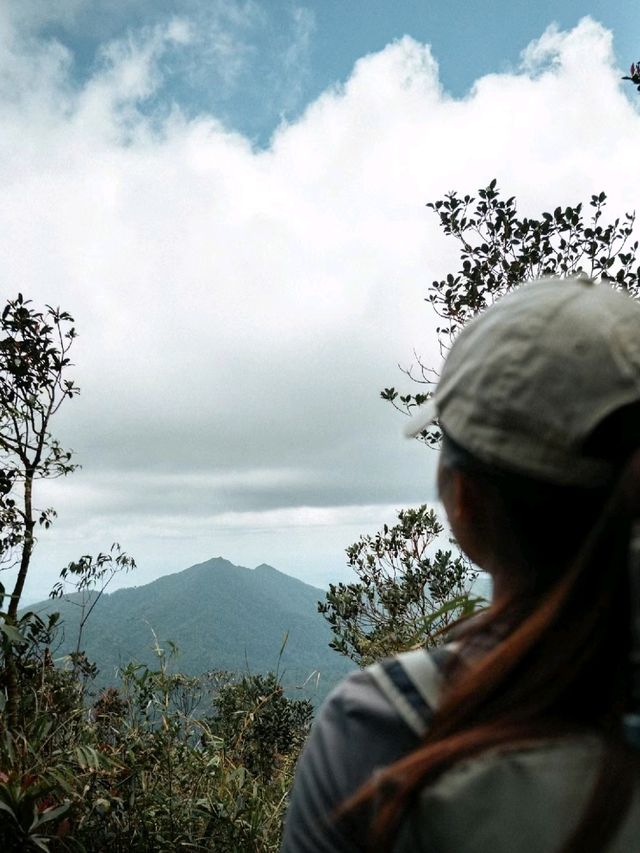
{"left": 0, "top": 772, "right": 73, "bottom": 852}
{"left": 623, "top": 60, "right": 640, "bottom": 92}
{"left": 0, "top": 294, "right": 79, "bottom": 729}
{"left": 425, "top": 185, "right": 638, "bottom": 331}
{"left": 319, "top": 506, "right": 482, "bottom": 666}
{"left": 0, "top": 624, "right": 308, "bottom": 851}
{"left": 0, "top": 645, "right": 104, "bottom": 852}
{"left": 50, "top": 544, "right": 136, "bottom": 666}
{"left": 73, "top": 642, "right": 308, "bottom": 852}
{"left": 211, "top": 672, "right": 312, "bottom": 778}
{"left": 381, "top": 183, "right": 640, "bottom": 447}
{"left": 0, "top": 295, "right": 79, "bottom": 608}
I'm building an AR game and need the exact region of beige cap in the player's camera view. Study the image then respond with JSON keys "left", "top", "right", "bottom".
{"left": 405, "top": 277, "right": 640, "bottom": 485}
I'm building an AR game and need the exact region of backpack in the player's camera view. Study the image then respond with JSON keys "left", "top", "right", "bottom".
{"left": 367, "top": 647, "right": 640, "bottom": 852}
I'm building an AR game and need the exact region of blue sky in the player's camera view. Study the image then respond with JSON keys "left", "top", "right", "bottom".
{"left": 33, "top": 1, "right": 640, "bottom": 144}
{"left": 2, "top": 1, "right": 639, "bottom": 599}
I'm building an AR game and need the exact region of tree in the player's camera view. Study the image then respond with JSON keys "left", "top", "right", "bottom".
{"left": 211, "top": 672, "right": 312, "bottom": 779}
{"left": 50, "top": 543, "right": 136, "bottom": 675}
{"left": 0, "top": 295, "right": 79, "bottom": 729}
{"left": 382, "top": 183, "right": 640, "bottom": 446}
{"left": 319, "top": 506, "right": 480, "bottom": 667}
{"left": 0, "top": 295, "right": 78, "bottom": 615}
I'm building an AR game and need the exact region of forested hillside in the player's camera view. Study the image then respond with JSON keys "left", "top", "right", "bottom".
{"left": 27, "top": 557, "right": 354, "bottom": 702}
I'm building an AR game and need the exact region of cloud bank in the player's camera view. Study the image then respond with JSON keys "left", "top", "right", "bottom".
{"left": 0, "top": 9, "right": 638, "bottom": 595}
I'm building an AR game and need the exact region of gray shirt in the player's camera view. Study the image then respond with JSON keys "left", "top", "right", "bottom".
{"left": 280, "top": 666, "right": 421, "bottom": 852}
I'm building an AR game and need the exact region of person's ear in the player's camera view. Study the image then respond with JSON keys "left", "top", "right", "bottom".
{"left": 439, "top": 465, "right": 473, "bottom": 526}
{"left": 440, "top": 467, "right": 488, "bottom": 567}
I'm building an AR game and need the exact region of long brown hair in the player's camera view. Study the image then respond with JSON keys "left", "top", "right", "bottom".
{"left": 344, "top": 437, "right": 640, "bottom": 852}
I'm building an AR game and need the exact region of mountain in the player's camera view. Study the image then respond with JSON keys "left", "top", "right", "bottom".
{"left": 27, "top": 557, "right": 355, "bottom": 703}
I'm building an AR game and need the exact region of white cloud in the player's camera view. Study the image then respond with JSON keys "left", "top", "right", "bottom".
{"left": 1, "top": 14, "right": 638, "bottom": 601}
{"left": 1, "top": 0, "right": 88, "bottom": 31}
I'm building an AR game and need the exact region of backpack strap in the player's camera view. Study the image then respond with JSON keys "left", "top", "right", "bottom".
{"left": 368, "top": 645, "right": 458, "bottom": 738}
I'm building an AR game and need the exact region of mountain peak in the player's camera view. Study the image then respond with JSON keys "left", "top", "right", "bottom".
{"left": 254, "top": 563, "right": 279, "bottom": 574}
{"left": 193, "top": 556, "right": 238, "bottom": 571}
{"left": 23, "top": 554, "right": 354, "bottom": 704}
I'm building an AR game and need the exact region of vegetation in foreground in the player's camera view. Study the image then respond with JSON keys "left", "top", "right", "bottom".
{"left": 0, "top": 621, "right": 311, "bottom": 851}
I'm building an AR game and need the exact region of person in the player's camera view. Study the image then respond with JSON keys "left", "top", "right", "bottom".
{"left": 281, "top": 275, "right": 640, "bottom": 852}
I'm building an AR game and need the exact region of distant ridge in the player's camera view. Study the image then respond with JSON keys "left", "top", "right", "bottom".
{"left": 28, "top": 557, "right": 354, "bottom": 702}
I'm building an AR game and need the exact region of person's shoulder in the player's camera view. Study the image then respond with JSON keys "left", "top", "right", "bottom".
{"left": 365, "top": 645, "right": 457, "bottom": 737}
{"left": 312, "top": 664, "right": 398, "bottom": 730}
{"left": 319, "top": 645, "right": 457, "bottom": 739}
{"left": 281, "top": 647, "right": 457, "bottom": 853}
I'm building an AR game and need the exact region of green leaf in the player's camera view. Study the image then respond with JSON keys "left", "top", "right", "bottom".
{"left": 31, "top": 800, "right": 70, "bottom": 829}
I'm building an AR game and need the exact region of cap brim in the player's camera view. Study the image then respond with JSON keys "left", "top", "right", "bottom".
{"left": 403, "top": 397, "right": 438, "bottom": 438}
